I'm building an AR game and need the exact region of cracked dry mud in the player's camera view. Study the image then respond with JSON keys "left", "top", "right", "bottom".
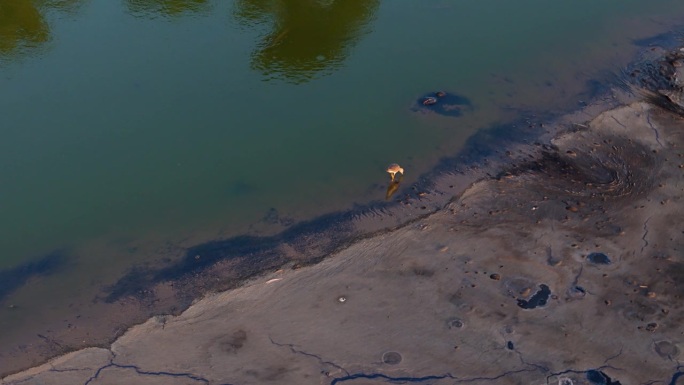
{"left": 4, "top": 56, "right": 684, "bottom": 385}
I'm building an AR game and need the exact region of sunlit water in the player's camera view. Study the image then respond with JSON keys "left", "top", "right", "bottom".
{"left": 2, "top": 0, "right": 684, "bottom": 368}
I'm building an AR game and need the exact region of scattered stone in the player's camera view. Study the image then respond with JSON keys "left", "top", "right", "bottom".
{"left": 489, "top": 273, "right": 501, "bottom": 280}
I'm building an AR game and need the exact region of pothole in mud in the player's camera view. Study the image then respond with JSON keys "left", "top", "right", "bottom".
{"left": 587, "top": 252, "right": 611, "bottom": 265}
{"left": 382, "top": 351, "right": 403, "bottom": 365}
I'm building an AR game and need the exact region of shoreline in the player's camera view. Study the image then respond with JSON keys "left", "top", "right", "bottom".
{"left": 2, "top": 35, "right": 684, "bottom": 382}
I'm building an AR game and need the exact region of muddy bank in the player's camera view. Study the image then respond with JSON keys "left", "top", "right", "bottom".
{"left": 2, "top": 40, "right": 684, "bottom": 383}
{"left": 3, "top": 89, "right": 683, "bottom": 384}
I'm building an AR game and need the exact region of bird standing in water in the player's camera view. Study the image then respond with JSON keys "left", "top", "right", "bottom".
{"left": 386, "top": 163, "right": 404, "bottom": 181}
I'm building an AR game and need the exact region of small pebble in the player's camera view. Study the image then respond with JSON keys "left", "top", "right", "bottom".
{"left": 489, "top": 273, "right": 501, "bottom": 280}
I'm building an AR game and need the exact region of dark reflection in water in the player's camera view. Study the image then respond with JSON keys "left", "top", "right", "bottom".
{"left": 0, "top": 0, "right": 83, "bottom": 61}
{"left": 234, "top": 0, "right": 380, "bottom": 83}
{"left": 0, "top": 0, "right": 49, "bottom": 58}
{"left": 125, "top": 0, "right": 210, "bottom": 18}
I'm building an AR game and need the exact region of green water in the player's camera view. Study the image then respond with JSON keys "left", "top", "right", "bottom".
{"left": 1, "top": 0, "right": 684, "bottom": 353}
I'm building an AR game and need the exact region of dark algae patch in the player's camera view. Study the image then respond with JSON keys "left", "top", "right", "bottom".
{"left": 516, "top": 284, "right": 551, "bottom": 309}
{"left": 0, "top": 251, "right": 67, "bottom": 303}
{"left": 104, "top": 210, "right": 362, "bottom": 302}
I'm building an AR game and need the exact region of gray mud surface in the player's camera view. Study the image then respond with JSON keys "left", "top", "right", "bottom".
{"left": 3, "top": 45, "right": 684, "bottom": 385}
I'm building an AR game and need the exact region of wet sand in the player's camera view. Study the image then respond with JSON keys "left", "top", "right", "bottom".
{"left": 3, "top": 42, "right": 684, "bottom": 384}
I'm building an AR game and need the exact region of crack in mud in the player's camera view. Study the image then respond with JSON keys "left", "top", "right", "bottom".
{"left": 641, "top": 217, "right": 652, "bottom": 255}
{"left": 647, "top": 113, "right": 665, "bottom": 147}
{"left": 82, "top": 352, "right": 210, "bottom": 385}
{"left": 269, "top": 337, "right": 350, "bottom": 377}
{"left": 603, "top": 347, "right": 624, "bottom": 365}
{"left": 546, "top": 365, "right": 623, "bottom": 385}
{"left": 330, "top": 367, "right": 540, "bottom": 384}
{"left": 512, "top": 347, "right": 551, "bottom": 374}
{"left": 611, "top": 116, "right": 627, "bottom": 129}
{"left": 669, "top": 367, "right": 683, "bottom": 385}
{"left": 330, "top": 372, "right": 456, "bottom": 384}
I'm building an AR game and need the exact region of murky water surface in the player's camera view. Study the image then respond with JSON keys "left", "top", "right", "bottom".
{"left": 1, "top": 0, "right": 684, "bottom": 369}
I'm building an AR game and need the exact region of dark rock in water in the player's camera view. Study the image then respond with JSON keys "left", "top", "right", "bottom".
{"left": 587, "top": 252, "right": 611, "bottom": 265}
{"left": 412, "top": 91, "right": 473, "bottom": 117}
{"left": 517, "top": 284, "right": 551, "bottom": 309}
{"left": 422, "top": 96, "right": 438, "bottom": 105}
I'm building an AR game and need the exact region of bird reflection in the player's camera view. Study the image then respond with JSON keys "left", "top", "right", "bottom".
{"left": 125, "top": 0, "right": 209, "bottom": 17}
{"left": 385, "top": 176, "right": 402, "bottom": 201}
{"left": 234, "top": 0, "right": 380, "bottom": 83}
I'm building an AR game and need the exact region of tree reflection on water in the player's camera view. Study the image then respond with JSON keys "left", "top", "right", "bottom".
{"left": 0, "top": 0, "right": 379, "bottom": 82}
{"left": 0, "top": 0, "right": 49, "bottom": 58}
{"left": 0, "top": 0, "right": 82, "bottom": 61}
{"left": 234, "top": 0, "right": 380, "bottom": 83}
{"left": 125, "top": 0, "right": 210, "bottom": 18}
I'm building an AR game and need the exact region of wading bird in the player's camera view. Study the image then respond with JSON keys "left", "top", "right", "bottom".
{"left": 386, "top": 163, "right": 404, "bottom": 181}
